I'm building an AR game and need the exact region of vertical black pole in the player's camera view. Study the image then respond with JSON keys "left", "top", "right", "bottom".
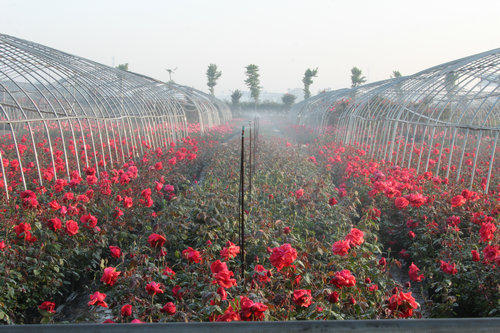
{"left": 249, "top": 122, "right": 252, "bottom": 201}
{"left": 239, "top": 126, "right": 245, "bottom": 282}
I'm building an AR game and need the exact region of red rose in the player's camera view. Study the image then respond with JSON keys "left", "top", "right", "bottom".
{"left": 216, "top": 305, "right": 241, "bottom": 322}
{"left": 332, "top": 239, "right": 350, "bottom": 256}
{"left": 451, "top": 195, "right": 466, "bottom": 208}
{"left": 182, "top": 247, "right": 202, "bottom": 263}
{"left": 148, "top": 233, "right": 166, "bottom": 248}
{"left": 482, "top": 245, "right": 500, "bottom": 262}
{"left": 145, "top": 281, "right": 164, "bottom": 295}
{"left": 14, "top": 222, "right": 31, "bottom": 239}
{"left": 100, "top": 267, "right": 121, "bottom": 286}
{"left": 330, "top": 269, "right": 356, "bottom": 288}
{"left": 440, "top": 260, "right": 458, "bottom": 275}
{"left": 345, "top": 228, "right": 364, "bottom": 247}
{"left": 269, "top": 243, "right": 297, "bottom": 271}
{"left": 292, "top": 289, "right": 312, "bottom": 308}
{"left": 80, "top": 214, "right": 98, "bottom": 229}
{"left": 387, "top": 291, "right": 419, "bottom": 318}
{"left": 123, "top": 196, "right": 133, "bottom": 208}
{"left": 163, "top": 266, "right": 176, "bottom": 278}
{"left": 38, "top": 301, "right": 56, "bottom": 314}
{"left": 160, "top": 302, "right": 176, "bottom": 315}
{"left": 327, "top": 291, "right": 339, "bottom": 303}
{"left": 394, "top": 197, "right": 409, "bottom": 210}
{"left": 253, "top": 265, "right": 271, "bottom": 283}
{"left": 121, "top": 304, "right": 132, "bottom": 317}
{"left": 220, "top": 241, "right": 240, "bottom": 261}
{"left": 65, "top": 220, "right": 79, "bottom": 236}
{"left": 109, "top": 246, "right": 122, "bottom": 258}
{"left": 408, "top": 262, "right": 424, "bottom": 282}
{"left": 471, "top": 250, "right": 480, "bottom": 262}
{"left": 239, "top": 296, "right": 268, "bottom": 321}
{"left": 328, "top": 197, "right": 338, "bottom": 206}
{"left": 88, "top": 291, "right": 107, "bottom": 307}
{"left": 47, "top": 218, "right": 62, "bottom": 232}
{"left": 479, "top": 222, "right": 496, "bottom": 242}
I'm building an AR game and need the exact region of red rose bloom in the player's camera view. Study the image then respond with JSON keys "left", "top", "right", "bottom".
{"left": 408, "top": 262, "right": 424, "bottom": 282}
{"left": 160, "top": 302, "right": 176, "bottom": 315}
{"left": 253, "top": 265, "right": 271, "bottom": 283}
{"left": 406, "top": 193, "right": 427, "bottom": 208}
{"left": 479, "top": 222, "right": 497, "bottom": 242}
{"left": 182, "top": 247, "right": 202, "bottom": 263}
{"left": 451, "top": 195, "right": 466, "bottom": 208}
{"left": 100, "top": 267, "right": 121, "bottom": 286}
{"left": 47, "top": 218, "right": 62, "bottom": 232}
{"left": 471, "top": 250, "right": 480, "bottom": 262}
{"left": 14, "top": 222, "right": 31, "bottom": 240}
{"left": 88, "top": 291, "right": 108, "bottom": 307}
{"left": 216, "top": 305, "right": 241, "bottom": 322}
{"left": 65, "top": 220, "right": 79, "bottom": 236}
{"left": 121, "top": 304, "right": 132, "bottom": 317}
{"left": 80, "top": 214, "right": 98, "bottom": 229}
{"left": 345, "top": 228, "right": 364, "bottom": 247}
{"left": 145, "top": 281, "right": 164, "bottom": 295}
{"left": 330, "top": 269, "right": 356, "bottom": 288}
{"left": 293, "top": 289, "right": 312, "bottom": 308}
{"left": 394, "top": 197, "right": 409, "bottom": 210}
{"left": 148, "top": 233, "right": 166, "bottom": 248}
{"left": 440, "top": 260, "right": 458, "bottom": 275}
{"left": 269, "top": 243, "right": 297, "bottom": 271}
{"left": 482, "top": 245, "right": 500, "bottom": 262}
{"left": 220, "top": 241, "right": 240, "bottom": 261}
{"left": 387, "top": 291, "right": 419, "bottom": 318}
{"left": 328, "top": 291, "right": 339, "bottom": 303}
{"left": 109, "top": 245, "right": 122, "bottom": 258}
{"left": 332, "top": 239, "right": 350, "bottom": 256}
{"left": 239, "top": 296, "right": 268, "bottom": 321}
{"left": 163, "top": 266, "right": 176, "bottom": 278}
{"left": 38, "top": 301, "right": 56, "bottom": 314}
{"left": 328, "top": 197, "right": 338, "bottom": 206}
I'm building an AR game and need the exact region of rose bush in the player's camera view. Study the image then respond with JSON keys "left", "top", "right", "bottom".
{"left": 0, "top": 118, "right": 497, "bottom": 323}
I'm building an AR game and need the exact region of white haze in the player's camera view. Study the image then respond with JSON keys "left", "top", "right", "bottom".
{"left": 1, "top": 0, "right": 499, "bottom": 99}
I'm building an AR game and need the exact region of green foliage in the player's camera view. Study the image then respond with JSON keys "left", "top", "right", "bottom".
{"left": 302, "top": 68, "right": 318, "bottom": 99}
{"left": 391, "top": 70, "right": 402, "bottom": 78}
{"left": 116, "top": 63, "right": 129, "bottom": 71}
{"left": 244, "top": 64, "right": 261, "bottom": 104}
{"left": 230, "top": 89, "right": 242, "bottom": 105}
{"left": 281, "top": 93, "right": 297, "bottom": 109}
{"left": 351, "top": 67, "right": 366, "bottom": 88}
{"left": 206, "top": 64, "right": 222, "bottom": 96}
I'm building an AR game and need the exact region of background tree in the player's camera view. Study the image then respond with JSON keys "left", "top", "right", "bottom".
{"left": 281, "top": 93, "right": 296, "bottom": 109}
{"left": 244, "top": 64, "right": 261, "bottom": 105}
{"left": 206, "top": 64, "right": 222, "bottom": 96}
{"left": 302, "top": 68, "right": 318, "bottom": 99}
{"left": 116, "top": 63, "right": 129, "bottom": 71}
{"left": 391, "top": 70, "right": 402, "bottom": 78}
{"left": 350, "top": 67, "right": 366, "bottom": 88}
{"left": 231, "top": 89, "right": 242, "bottom": 106}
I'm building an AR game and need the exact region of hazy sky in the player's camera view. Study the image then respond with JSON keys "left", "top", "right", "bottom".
{"left": 2, "top": 0, "right": 499, "bottom": 97}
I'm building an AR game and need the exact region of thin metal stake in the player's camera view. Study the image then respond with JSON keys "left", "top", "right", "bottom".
{"left": 239, "top": 126, "right": 246, "bottom": 283}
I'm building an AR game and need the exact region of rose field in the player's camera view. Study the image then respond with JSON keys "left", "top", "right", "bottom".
{"left": 0, "top": 116, "right": 499, "bottom": 324}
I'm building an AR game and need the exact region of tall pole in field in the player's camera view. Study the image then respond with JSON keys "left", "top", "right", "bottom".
{"left": 249, "top": 122, "right": 253, "bottom": 202}
{"left": 239, "top": 126, "right": 246, "bottom": 282}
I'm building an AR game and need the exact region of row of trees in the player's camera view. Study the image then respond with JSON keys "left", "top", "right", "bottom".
{"left": 115, "top": 63, "right": 401, "bottom": 108}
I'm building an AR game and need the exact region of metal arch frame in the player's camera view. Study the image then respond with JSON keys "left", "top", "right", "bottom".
{"left": 0, "top": 33, "right": 230, "bottom": 198}
{"left": 292, "top": 48, "right": 500, "bottom": 192}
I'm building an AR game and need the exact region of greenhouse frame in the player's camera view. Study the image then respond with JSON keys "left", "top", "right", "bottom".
{"left": 0, "top": 34, "right": 230, "bottom": 199}
{"left": 291, "top": 49, "right": 500, "bottom": 192}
